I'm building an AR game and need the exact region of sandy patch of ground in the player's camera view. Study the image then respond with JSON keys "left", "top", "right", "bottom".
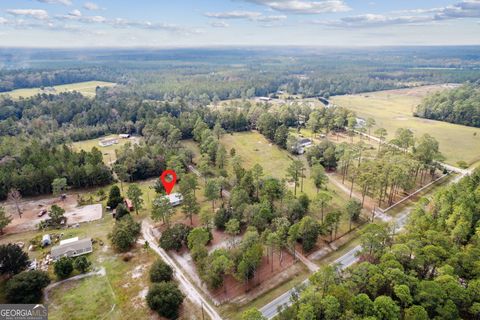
{"left": 1, "top": 191, "right": 103, "bottom": 234}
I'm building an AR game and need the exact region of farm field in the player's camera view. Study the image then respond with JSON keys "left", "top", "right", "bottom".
{"left": 0, "top": 81, "right": 116, "bottom": 99}
{"left": 71, "top": 135, "right": 141, "bottom": 166}
{"left": 331, "top": 84, "right": 480, "bottom": 166}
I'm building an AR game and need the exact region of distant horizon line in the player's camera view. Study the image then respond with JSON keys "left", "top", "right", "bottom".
{"left": 1, "top": 44, "right": 480, "bottom": 50}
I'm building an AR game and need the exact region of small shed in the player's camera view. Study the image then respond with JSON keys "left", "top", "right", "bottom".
{"left": 124, "top": 198, "right": 134, "bottom": 212}
{"left": 41, "top": 234, "right": 51, "bottom": 247}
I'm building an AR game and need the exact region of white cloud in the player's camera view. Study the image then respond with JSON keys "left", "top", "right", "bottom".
{"left": 83, "top": 2, "right": 100, "bottom": 11}
{"left": 205, "top": 10, "right": 287, "bottom": 23}
{"left": 0, "top": 17, "right": 8, "bottom": 25}
{"left": 209, "top": 21, "right": 229, "bottom": 28}
{"left": 6, "top": 9, "right": 49, "bottom": 20}
{"left": 68, "top": 9, "right": 82, "bottom": 17}
{"left": 243, "top": 0, "right": 351, "bottom": 14}
{"left": 323, "top": 0, "right": 480, "bottom": 28}
{"left": 36, "top": 0, "right": 72, "bottom": 5}
{"left": 205, "top": 11, "right": 262, "bottom": 19}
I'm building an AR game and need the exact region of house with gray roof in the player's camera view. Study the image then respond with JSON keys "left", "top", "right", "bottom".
{"left": 51, "top": 237, "right": 93, "bottom": 261}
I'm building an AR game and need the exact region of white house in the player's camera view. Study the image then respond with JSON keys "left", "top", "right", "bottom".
{"left": 119, "top": 134, "right": 131, "bottom": 139}
{"left": 99, "top": 138, "right": 118, "bottom": 147}
{"left": 51, "top": 237, "right": 93, "bottom": 261}
{"left": 164, "top": 193, "right": 183, "bottom": 206}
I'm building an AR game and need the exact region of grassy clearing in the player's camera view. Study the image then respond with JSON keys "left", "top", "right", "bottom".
{"left": 48, "top": 275, "right": 115, "bottom": 320}
{"left": 71, "top": 135, "right": 141, "bottom": 165}
{"left": 0, "top": 81, "right": 116, "bottom": 99}
{"left": 331, "top": 85, "right": 480, "bottom": 166}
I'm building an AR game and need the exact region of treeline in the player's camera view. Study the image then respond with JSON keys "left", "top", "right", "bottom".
{"left": 274, "top": 168, "right": 480, "bottom": 320}
{"left": 0, "top": 67, "right": 117, "bottom": 92}
{"left": 0, "top": 139, "right": 112, "bottom": 200}
{"left": 415, "top": 82, "right": 480, "bottom": 127}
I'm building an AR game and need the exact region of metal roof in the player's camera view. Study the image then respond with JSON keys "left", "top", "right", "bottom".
{"left": 51, "top": 238, "right": 92, "bottom": 258}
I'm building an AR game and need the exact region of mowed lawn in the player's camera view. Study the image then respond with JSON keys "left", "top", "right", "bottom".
{"left": 221, "top": 131, "right": 295, "bottom": 180}
{"left": 331, "top": 84, "right": 480, "bottom": 166}
{"left": 0, "top": 81, "right": 116, "bottom": 99}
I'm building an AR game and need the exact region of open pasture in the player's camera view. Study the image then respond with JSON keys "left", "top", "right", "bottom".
{"left": 331, "top": 84, "right": 480, "bottom": 166}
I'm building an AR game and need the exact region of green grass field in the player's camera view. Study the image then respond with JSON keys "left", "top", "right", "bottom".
{"left": 331, "top": 85, "right": 480, "bottom": 166}
{"left": 0, "top": 81, "right": 116, "bottom": 99}
{"left": 71, "top": 135, "right": 141, "bottom": 166}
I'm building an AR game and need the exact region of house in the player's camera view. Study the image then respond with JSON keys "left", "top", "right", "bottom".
{"left": 124, "top": 198, "right": 134, "bottom": 212}
{"left": 98, "top": 138, "right": 118, "bottom": 147}
{"left": 119, "top": 134, "right": 131, "bottom": 139}
{"left": 257, "top": 97, "right": 272, "bottom": 102}
{"left": 51, "top": 237, "right": 93, "bottom": 261}
{"left": 164, "top": 193, "right": 183, "bottom": 206}
{"left": 355, "top": 117, "right": 366, "bottom": 129}
{"left": 291, "top": 138, "right": 313, "bottom": 155}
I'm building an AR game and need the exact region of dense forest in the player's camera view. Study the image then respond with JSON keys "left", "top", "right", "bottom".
{"left": 276, "top": 168, "right": 480, "bottom": 320}
{"left": 415, "top": 82, "right": 480, "bottom": 128}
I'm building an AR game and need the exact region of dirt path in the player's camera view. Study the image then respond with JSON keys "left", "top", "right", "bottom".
{"left": 141, "top": 220, "right": 222, "bottom": 320}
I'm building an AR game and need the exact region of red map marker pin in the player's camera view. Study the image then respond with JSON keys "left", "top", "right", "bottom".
{"left": 160, "top": 170, "right": 177, "bottom": 195}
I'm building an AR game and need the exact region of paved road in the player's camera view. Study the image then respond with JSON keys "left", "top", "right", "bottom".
{"left": 141, "top": 221, "right": 222, "bottom": 320}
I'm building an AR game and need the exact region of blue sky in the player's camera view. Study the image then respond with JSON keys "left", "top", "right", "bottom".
{"left": 0, "top": 0, "right": 479, "bottom": 47}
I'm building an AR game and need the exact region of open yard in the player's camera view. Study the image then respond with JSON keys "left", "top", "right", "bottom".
{"left": 71, "top": 135, "right": 141, "bottom": 166}
{"left": 0, "top": 81, "right": 116, "bottom": 99}
{"left": 331, "top": 84, "right": 480, "bottom": 166}
{"left": 0, "top": 200, "right": 205, "bottom": 320}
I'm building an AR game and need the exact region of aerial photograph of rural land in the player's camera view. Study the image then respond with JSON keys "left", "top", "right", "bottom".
{"left": 1, "top": 1, "right": 480, "bottom": 320}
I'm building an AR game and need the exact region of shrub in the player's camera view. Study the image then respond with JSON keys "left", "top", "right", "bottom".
{"left": 0, "top": 244, "right": 29, "bottom": 275}
{"left": 159, "top": 223, "right": 192, "bottom": 251}
{"left": 73, "top": 256, "right": 91, "bottom": 273}
{"left": 147, "top": 282, "right": 184, "bottom": 319}
{"left": 54, "top": 256, "right": 73, "bottom": 279}
{"left": 5, "top": 270, "right": 50, "bottom": 303}
{"left": 149, "top": 259, "right": 173, "bottom": 283}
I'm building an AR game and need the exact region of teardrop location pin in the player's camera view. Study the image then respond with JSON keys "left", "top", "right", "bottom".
{"left": 160, "top": 170, "right": 177, "bottom": 195}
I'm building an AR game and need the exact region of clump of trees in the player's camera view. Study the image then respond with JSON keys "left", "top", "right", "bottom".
{"left": 109, "top": 215, "right": 141, "bottom": 252}
{"left": 415, "top": 82, "right": 480, "bottom": 127}
{"left": 0, "top": 142, "right": 112, "bottom": 200}
{"left": 147, "top": 258, "right": 184, "bottom": 319}
{"left": 278, "top": 168, "right": 480, "bottom": 320}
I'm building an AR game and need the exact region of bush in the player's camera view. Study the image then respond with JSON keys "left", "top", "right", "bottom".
{"left": 147, "top": 282, "right": 185, "bottom": 319}
{"left": 214, "top": 207, "right": 231, "bottom": 230}
{"left": 107, "top": 185, "right": 123, "bottom": 209}
{"left": 159, "top": 223, "right": 192, "bottom": 251}
{"left": 6, "top": 270, "right": 50, "bottom": 303}
{"left": 0, "top": 243, "right": 30, "bottom": 275}
{"left": 115, "top": 203, "right": 130, "bottom": 220}
{"left": 54, "top": 256, "right": 73, "bottom": 279}
{"left": 149, "top": 259, "right": 173, "bottom": 283}
{"left": 73, "top": 256, "right": 91, "bottom": 273}
{"left": 109, "top": 215, "right": 141, "bottom": 252}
